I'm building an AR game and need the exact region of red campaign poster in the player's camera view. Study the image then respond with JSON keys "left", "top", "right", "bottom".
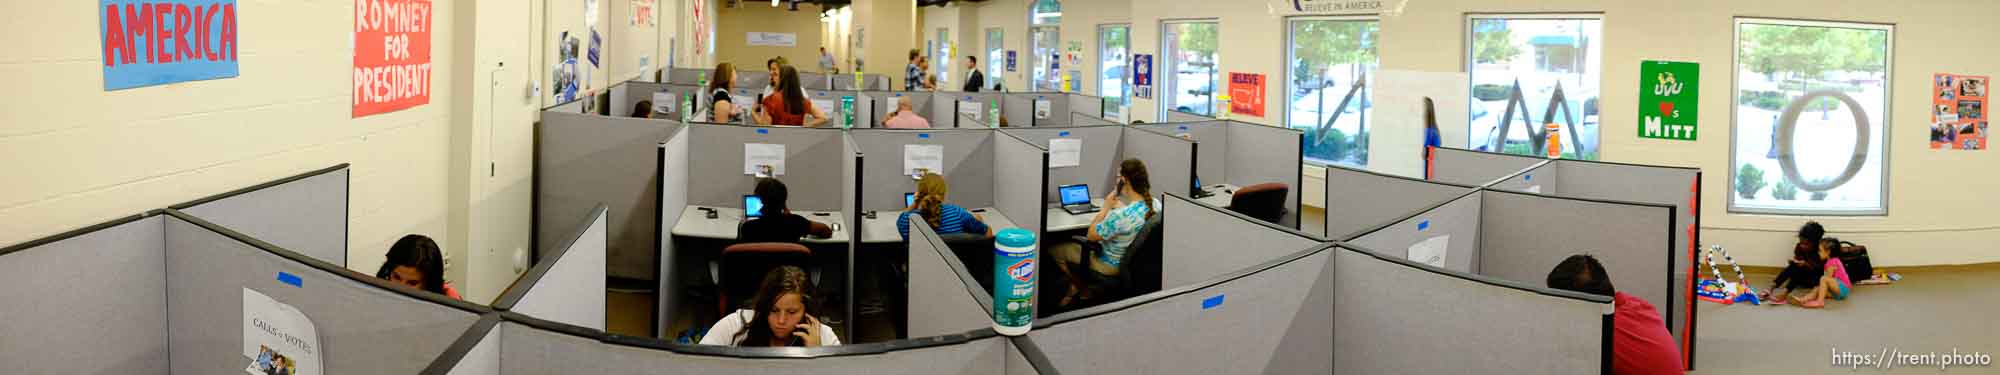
{"left": 353, "top": 0, "right": 433, "bottom": 118}
{"left": 1228, "top": 72, "right": 1266, "bottom": 117}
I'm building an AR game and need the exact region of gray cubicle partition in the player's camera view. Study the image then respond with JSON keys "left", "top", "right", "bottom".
{"left": 1066, "top": 93, "right": 1104, "bottom": 120}
{"left": 907, "top": 221, "right": 998, "bottom": 338}
{"left": 993, "top": 131, "right": 1050, "bottom": 236}
{"left": 841, "top": 132, "right": 864, "bottom": 342}
{"left": 164, "top": 211, "right": 489, "bottom": 375}
{"left": 1321, "top": 166, "right": 1481, "bottom": 240}
{"left": 1000, "top": 93, "right": 1071, "bottom": 127}
{"left": 1490, "top": 160, "right": 1558, "bottom": 194}
{"left": 1162, "top": 110, "right": 1212, "bottom": 123}
{"left": 869, "top": 91, "right": 936, "bottom": 126}
{"left": 1427, "top": 146, "right": 1547, "bottom": 186}
{"left": 1137, "top": 120, "right": 1305, "bottom": 226}
{"left": 494, "top": 205, "right": 609, "bottom": 331}
{"left": 1001, "top": 126, "right": 1121, "bottom": 204}
{"left": 172, "top": 164, "right": 350, "bottom": 267}
{"left": 1118, "top": 127, "right": 1197, "bottom": 205}
{"left": 1345, "top": 191, "right": 1484, "bottom": 273}
{"left": 1161, "top": 193, "right": 1325, "bottom": 288}
{"left": 0, "top": 213, "right": 169, "bottom": 374}
{"left": 667, "top": 67, "right": 706, "bottom": 84}
{"left": 1029, "top": 244, "right": 1331, "bottom": 374}
{"left": 684, "top": 125, "right": 850, "bottom": 210}
{"left": 736, "top": 70, "right": 771, "bottom": 90}
{"left": 851, "top": 129, "right": 998, "bottom": 212}
{"left": 479, "top": 314, "right": 1021, "bottom": 374}
{"left": 1068, "top": 112, "right": 1116, "bottom": 126}
{"left": 1549, "top": 159, "right": 1702, "bottom": 368}
{"left": 946, "top": 92, "right": 1002, "bottom": 128}
{"left": 804, "top": 89, "right": 875, "bottom": 128}
{"left": 1002, "top": 95, "right": 1035, "bottom": 129}
{"left": 655, "top": 128, "right": 692, "bottom": 338}
{"left": 535, "top": 110, "right": 682, "bottom": 279}
{"left": 833, "top": 73, "right": 890, "bottom": 91}
{"left": 1478, "top": 189, "right": 1679, "bottom": 364}
{"left": 802, "top": 72, "right": 833, "bottom": 90}
{"left": 1333, "top": 243, "right": 1611, "bottom": 374}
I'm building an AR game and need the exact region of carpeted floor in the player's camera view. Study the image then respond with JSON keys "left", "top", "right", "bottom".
{"left": 1689, "top": 264, "right": 2000, "bottom": 374}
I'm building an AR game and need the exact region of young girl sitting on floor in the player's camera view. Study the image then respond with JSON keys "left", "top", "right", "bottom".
{"left": 1796, "top": 238, "right": 1853, "bottom": 308}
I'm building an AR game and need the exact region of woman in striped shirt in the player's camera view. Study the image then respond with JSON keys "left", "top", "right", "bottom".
{"left": 897, "top": 173, "right": 992, "bottom": 241}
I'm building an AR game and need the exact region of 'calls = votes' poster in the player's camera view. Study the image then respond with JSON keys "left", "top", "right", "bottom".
{"left": 243, "top": 288, "right": 322, "bottom": 375}
{"left": 1932, "top": 73, "right": 1988, "bottom": 150}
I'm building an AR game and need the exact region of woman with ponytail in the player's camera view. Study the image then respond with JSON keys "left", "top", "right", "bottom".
{"left": 896, "top": 173, "right": 992, "bottom": 241}
{"left": 1049, "top": 158, "right": 1157, "bottom": 307}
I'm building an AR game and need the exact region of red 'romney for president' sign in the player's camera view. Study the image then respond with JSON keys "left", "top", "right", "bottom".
{"left": 353, "top": 0, "right": 432, "bottom": 118}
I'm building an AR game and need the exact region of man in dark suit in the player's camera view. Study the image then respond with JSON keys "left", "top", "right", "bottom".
{"left": 962, "top": 56, "right": 986, "bottom": 92}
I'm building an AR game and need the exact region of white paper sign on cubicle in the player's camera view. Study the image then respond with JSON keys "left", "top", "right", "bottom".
{"left": 960, "top": 101, "right": 985, "bottom": 121}
{"left": 1525, "top": 185, "right": 1542, "bottom": 194}
{"left": 905, "top": 144, "right": 944, "bottom": 176}
{"left": 886, "top": 96, "right": 902, "bottom": 112}
{"left": 811, "top": 99, "right": 835, "bottom": 117}
{"left": 745, "top": 143, "right": 787, "bottom": 176}
{"left": 242, "top": 288, "right": 323, "bottom": 375}
{"left": 1408, "top": 235, "right": 1450, "bottom": 268}
{"left": 1049, "top": 138, "right": 1082, "bottom": 168}
{"left": 651, "top": 92, "right": 676, "bottom": 116}
{"left": 1034, "top": 99, "right": 1051, "bottom": 119}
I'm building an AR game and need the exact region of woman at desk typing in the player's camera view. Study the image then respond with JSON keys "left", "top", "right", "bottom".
{"left": 740, "top": 178, "right": 834, "bottom": 243}
{"left": 698, "top": 266, "right": 841, "bottom": 347}
{"left": 1049, "top": 159, "right": 1156, "bottom": 307}
{"left": 754, "top": 66, "right": 831, "bottom": 127}
{"left": 897, "top": 173, "right": 992, "bottom": 241}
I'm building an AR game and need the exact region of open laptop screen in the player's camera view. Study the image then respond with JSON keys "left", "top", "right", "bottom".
{"left": 1058, "top": 184, "right": 1091, "bottom": 206}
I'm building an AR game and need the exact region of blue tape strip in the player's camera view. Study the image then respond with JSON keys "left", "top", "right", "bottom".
{"left": 757, "top": 129, "right": 769, "bottom": 134}
{"left": 1525, "top": 174, "right": 1532, "bottom": 181}
{"left": 1418, "top": 220, "right": 1430, "bottom": 231}
{"left": 1178, "top": 125, "right": 1189, "bottom": 131}
{"left": 276, "top": 272, "right": 303, "bottom": 288}
{"left": 1059, "top": 131, "right": 1071, "bottom": 137}
{"left": 1201, "top": 294, "right": 1225, "bottom": 309}
{"left": 919, "top": 133, "right": 931, "bottom": 139}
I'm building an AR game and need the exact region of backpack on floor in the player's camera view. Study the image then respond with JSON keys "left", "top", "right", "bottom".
{"left": 1838, "top": 241, "right": 1874, "bottom": 282}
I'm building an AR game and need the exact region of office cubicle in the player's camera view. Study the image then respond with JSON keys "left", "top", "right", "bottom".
{"left": 171, "top": 164, "right": 350, "bottom": 267}
{"left": 1427, "top": 148, "right": 1704, "bottom": 367}
{"left": 657, "top": 123, "right": 863, "bottom": 341}
{"left": 1426, "top": 146, "right": 1548, "bottom": 186}
{"left": 832, "top": 73, "right": 892, "bottom": 91}
{"left": 1068, "top": 112, "right": 1118, "bottom": 126}
{"left": 1067, "top": 92, "right": 1106, "bottom": 121}
{"left": 1332, "top": 242, "right": 1612, "bottom": 374}
{"left": 866, "top": 91, "right": 938, "bottom": 127}
{"left": 535, "top": 110, "right": 682, "bottom": 280}
{"left": 905, "top": 221, "right": 1000, "bottom": 339}
{"left": 0, "top": 212, "right": 170, "bottom": 374}
{"left": 999, "top": 125, "right": 1195, "bottom": 217}
{"left": 943, "top": 92, "right": 1003, "bottom": 128}
{"left": 494, "top": 205, "right": 610, "bottom": 331}
{"left": 1319, "top": 165, "right": 1481, "bottom": 240}
{"left": 1160, "top": 193, "right": 1326, "bottom": 288}
{"left": 805, "top": 89, "right": 877, "bottom": 128}
{"left": 1162, "top": 109, "right": 1213, "bottom": 123}
{"left": 999, "top": 93, "right": 1071, "bottom": 127}
{"left": 1136, "top": 120, "right": 1305, "bottom": 227}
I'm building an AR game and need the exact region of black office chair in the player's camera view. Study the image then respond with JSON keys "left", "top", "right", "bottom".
{"left": 938, "top": 233, "right": 997, "bottom": 292}
{"left": 1227, "top": 182, "right": 1290, "bottom": 224}
{"left": 710, "top": 243, "right": 814, "bottom": 319}
{"left": 1067, "top": 212, "right": 1165, "bottom": 306}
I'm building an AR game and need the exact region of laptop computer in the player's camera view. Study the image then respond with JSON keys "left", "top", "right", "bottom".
{"left": 743, "top": 195, "right": 764, "bottom": 219}
{"left": 1058, "top": 184, "right": 1098, "bottom": 215}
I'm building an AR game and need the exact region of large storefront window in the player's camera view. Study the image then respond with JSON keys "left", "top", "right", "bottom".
{"left": 1730, "top": 19, "right": 1891, "bottom": 215}
{"left": 1466, "top": 16, "right": 1602, "bottom": 160}
{"left": 1287, "top": 17, "right": 1376, "bottom": 167}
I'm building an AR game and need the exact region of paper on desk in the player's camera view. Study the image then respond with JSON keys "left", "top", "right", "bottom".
{"left": 1034, "top": 99, "right": 1051, "bottom": 119}
{"left": 904, "top": 144, "right": 944, "bottom": 176}
{"left": 1408, "top": 235, "right": 1449, "bottom": 268}
{"left": 744, "top": 143, "right": 786, "bottom": 176}
{"left": 1049, "top": 138, "right": 1082, "bottom": 168}
{"left": 960, "top": 101, "right": 984, "bottom": 121}
{"left": 1524, "top": 185, "right": 1542, "bottom": 194}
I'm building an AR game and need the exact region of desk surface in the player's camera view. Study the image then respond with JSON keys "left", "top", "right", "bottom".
{"left": 858, "top": 207, "right": 1017, "bottom": 244}
{"left": 1045, "top": 198, "right": 1106, "bottom": 232}
{"left": 1194, "top": 184, "right": 1239, "bottom": 207}
{"left": 672, "top": 206, "right": 851, "bottom": 243}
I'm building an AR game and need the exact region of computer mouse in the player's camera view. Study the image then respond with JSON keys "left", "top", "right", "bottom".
{"left": 705, "top": 210, "right": 718, "bottom": 219}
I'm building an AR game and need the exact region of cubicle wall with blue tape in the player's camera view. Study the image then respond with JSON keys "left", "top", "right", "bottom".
{"left": 172, "top": 164, "right": 350, "bottom": 267}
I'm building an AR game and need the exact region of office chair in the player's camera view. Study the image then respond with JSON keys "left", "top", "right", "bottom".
{"left": 1066, "top": 212, "right": 1164, "bottom": 306}
{"left": 1226, "top": 183, "right": 1290, "bottom": 224}
{"left": 711, "top": 243, "right": 814, "bottom": 319}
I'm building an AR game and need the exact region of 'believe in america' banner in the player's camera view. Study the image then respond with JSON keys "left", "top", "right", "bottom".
{"left": 98, "top": 0, "right": 240, "bottom": 90}
{"left": 353, "top": 0, "right": 433, "bottom": 118}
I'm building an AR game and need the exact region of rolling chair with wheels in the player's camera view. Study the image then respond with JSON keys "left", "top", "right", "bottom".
{"left": 1226, "top": 182, "right": 1289, "bottom": 224}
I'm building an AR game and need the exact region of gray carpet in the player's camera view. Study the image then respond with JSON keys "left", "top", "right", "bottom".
{"left": 1690, "top": 265, "right": 2000, "bottom": 374}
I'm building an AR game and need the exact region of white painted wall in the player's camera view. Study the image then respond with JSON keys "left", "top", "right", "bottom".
{"left": 935, "top": 0, "right": 2000, "bottom": 267}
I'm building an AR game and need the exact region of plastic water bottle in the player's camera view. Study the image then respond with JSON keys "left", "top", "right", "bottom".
{"left": 992, "top": 228, "right": 1038, "bottom": 336}
{"left": 987, "top": 102, "right": 1000, "bottom": 128}
{"left": 1544, "top": 122, "right": 1564, "bottom": 159}
{"left": 1217, "top": 93, "right": 1232, "bottom": 120}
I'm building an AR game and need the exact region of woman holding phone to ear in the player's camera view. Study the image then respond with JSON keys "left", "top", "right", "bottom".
{"left": 699, "top": 266, "right": 841, "bottom": 347}
{"left": 1048, "top": 159, "right": 1156, "bottom": 307}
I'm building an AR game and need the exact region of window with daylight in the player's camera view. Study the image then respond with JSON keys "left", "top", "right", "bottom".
{"left": 1162, "top": 21, "right": 1219, "bottom": 118}
{"left": 1465, "top": 15, "right": 1602, "bottom": 160}
{"left": 1099, "top": 24, "right": 1130, "bottom": 118}
{"left": 1287, "top": 17, "right": 1377, "bottom": 167}
{"left": 1730, "top": 18, "right": 1891, "bottom": 215}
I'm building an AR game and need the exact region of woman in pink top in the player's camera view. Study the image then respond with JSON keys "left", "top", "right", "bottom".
{"left": 1797, "top": 238, "right": 1852, "bottom": 308}
{"left": 882, "top": 100, "right": 932, "bottom": 129}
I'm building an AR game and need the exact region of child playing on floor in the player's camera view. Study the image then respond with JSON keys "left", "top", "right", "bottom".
{"left": 1762, "top": 221, "right": 1824, "bottom": 304}
{"left": 1796, "top": 238, "right": 1853, "bottom": 308}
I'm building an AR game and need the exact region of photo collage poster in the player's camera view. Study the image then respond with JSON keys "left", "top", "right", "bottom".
{"left": 1931, "top": 73, "right": 1988, "bottom": 150}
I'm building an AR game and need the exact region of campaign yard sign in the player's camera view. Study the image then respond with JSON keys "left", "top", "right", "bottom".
{"left": 353, "top": 0, "right": 434, "bottom": 118}
{"left": 98, "top": 0, "right": 241, "bottom": 90}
